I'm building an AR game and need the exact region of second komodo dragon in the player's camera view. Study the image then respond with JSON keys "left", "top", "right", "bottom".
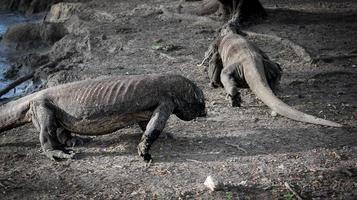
{"left": 0, "top": 74, "right": 207, "bottom": 161}
{"left": 208, "top": 23, "right": 342, "bottom": 127}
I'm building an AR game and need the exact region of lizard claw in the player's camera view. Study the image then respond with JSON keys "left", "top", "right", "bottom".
{"left": 44, "top": 149, "right": 75, "bottom": 160}
{"left": 137, "top": 142, "right": 152, "bottom": 162}
{"left": 227, "top": 94, "right": 242, "bottom": 107}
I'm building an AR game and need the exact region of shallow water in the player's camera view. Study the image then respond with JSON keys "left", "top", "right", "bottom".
{"left": 0, "top": 12, "right": 39, "bottom": 99}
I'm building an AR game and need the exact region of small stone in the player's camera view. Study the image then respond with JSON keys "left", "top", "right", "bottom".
{"left": 352, "top": 64, "right": 356, "bottom": 68}
{"left": 271, "top": 111, "right": 278, "bottom": 117}
{"left": 101, "top": 34, "right": 107, "bottom": 40}
{"left": 108, "top": 47, "right": 116, "bottom": 53}
{"left": 130, "top": 191, "right": 138, "bottom": 196}
{"left": 204, "top": 175, "right": 221, "bottom": 191}
{"left": 238, "top": 180, "right": 247, "bottom": 186}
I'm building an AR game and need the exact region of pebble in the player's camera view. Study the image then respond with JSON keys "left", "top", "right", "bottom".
{"left": 204, "top": 175, "right": 222, "bottom": 191}
{"left": 271, "top": 110, "right": 278, "bottom": 117}
{"left": 352, "top": 64, "right": 356, "bottom": 68}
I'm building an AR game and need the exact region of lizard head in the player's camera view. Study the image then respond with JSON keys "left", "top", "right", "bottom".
{"left": 173, "top": 80, "right": 206, "bottom": 121}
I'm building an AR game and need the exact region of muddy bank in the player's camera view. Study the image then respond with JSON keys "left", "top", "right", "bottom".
{"left": 0, "top": 0, "right": 83, "bottom": 15}
{"left": 0, "top": 12, "right": 43, "bottom": 99}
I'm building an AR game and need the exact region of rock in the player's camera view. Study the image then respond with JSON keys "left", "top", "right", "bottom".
{"left": 129, "top": 4, "right": 161, "bottom": 17}
{"left": 252, "top": 117, "right": 259, "bottom": 122}
{"left": 0, "top": 0, "right": 60, "bottom": 15}
{"left": 271, "top": 110, "right": 278, "bottom": 117}
{"left": 3, "top": 22, "right": 67, "bottom": 49}
{"left": 45, "top": 3, "right": 82, "bottom": 23}
{"left": 204, "top": 175, "right": 222, "bottom": 191}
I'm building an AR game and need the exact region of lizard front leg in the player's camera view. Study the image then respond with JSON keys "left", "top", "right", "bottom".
{"left": 137, "top": 100, "right": 174, "bottom": 162}
{"left": 31, "top": 100, "right": 74, "bottom": 160}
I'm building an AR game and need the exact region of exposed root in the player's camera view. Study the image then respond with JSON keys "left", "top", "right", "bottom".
{"left": 196, "top": 0, "right": 220, "bottom": 16}
{"left": 159, "top": 5, "right": 217, "bottom": 23}
{"left": 245, "top": 31, "right": 314, "bottom": 63}
{"left": 0, "top": 73, "right": 34, "bottom": 98}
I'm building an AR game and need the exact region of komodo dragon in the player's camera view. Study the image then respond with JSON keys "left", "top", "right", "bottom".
{"left": 0, "top": 74, "right": 207, "bottom": 161}
{"left": 208, "top": 23, "right": 342, "bottom": 127}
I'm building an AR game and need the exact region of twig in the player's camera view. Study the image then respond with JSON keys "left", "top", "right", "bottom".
{"left": 341, "top": 169, "right": 353, "bottom": 177}
{"left": 198, "top": 41, "right": 215, "bottom": 68}
{"left": 186, "top": 158, "right": 202, "bottom": 163}
{"left": 245, "top": 31, "right": 313, "bottom": 63}
{"left": 145, "top": 159, "right": 153, "bottom": 169}
{"left": 225, "top": 142, "right": 248, "bottom": 153}
{"left": 284, "top": 182, "right": 303, "bottom": 200}
{"left": 0, "top": 72, "right": 34, "bottom": 97}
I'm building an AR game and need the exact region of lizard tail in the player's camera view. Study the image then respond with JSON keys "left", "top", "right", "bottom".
{"left": 0, "top": 94, "right": 34, "bottom": 133}
{"left": 245, "top": 62, "right": 343, "bottom": 128}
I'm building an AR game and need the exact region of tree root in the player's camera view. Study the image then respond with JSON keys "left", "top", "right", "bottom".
{"left": 0, "top": 73, "right": 34, "bottom": 98}
{"left": 245, "top": 31, "right": 314, "bottom": 64}
{"left": 196, "top": 0, "right": 220, "bottom": 16}
{"left": 159, "top": 5, "right": 217, "bottom": 23}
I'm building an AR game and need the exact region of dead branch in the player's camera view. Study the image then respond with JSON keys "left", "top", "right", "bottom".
{"left": 225, "top": 142, "right": 248, "bottom": 153}
{"left": 284, "top": 182, "right": 303, "bottom": 200}
{"left": 186, "top": 158, "right": 202, "bottom": 163}
{"left": 245, "top": 31, "right": 313, "bottom": 63}
{"left": 0, "top": 72, "right": 34, "bottom": 98}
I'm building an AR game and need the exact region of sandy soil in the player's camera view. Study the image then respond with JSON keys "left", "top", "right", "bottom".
{"left": 0, "top": 0, "right": 356, "bottom": 199}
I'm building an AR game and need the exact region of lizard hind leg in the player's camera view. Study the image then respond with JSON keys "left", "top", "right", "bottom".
{"left": 263, "top": 59, "right": 282, "bottom": 93}
{"left": 31, "top": 100, "right": 75, "bottom": 160}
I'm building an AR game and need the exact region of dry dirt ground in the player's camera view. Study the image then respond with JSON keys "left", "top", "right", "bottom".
{"left": 1, "top": 0, "right": 357, "bottom": 199}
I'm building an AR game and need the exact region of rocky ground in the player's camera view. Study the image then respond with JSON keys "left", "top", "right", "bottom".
{"left": 0, "top": 0, "right": 356, "bottom": 199}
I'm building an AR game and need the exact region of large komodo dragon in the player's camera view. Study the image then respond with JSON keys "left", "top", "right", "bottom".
{"left": 0, "top": 74, "right": 207, "bottom": 161}
{"left": 208, "top": 24, "right": 342, "bottom": 127}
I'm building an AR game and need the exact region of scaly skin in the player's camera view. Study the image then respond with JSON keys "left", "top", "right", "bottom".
{"left": 207, "top": 25, "right": 342, "bottom": 127}
{"left": 0, "top": 74, "right": 206, "bottom": 161}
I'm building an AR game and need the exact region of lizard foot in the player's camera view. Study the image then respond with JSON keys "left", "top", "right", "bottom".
{"left": 43, "top": 149, "right": 75, "bottom": 160}
{"left": 227, "top": 94, "right": 242, "bottom": 107}
{"left": 137, "top": 142, "right": 152, "bottom": 162}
